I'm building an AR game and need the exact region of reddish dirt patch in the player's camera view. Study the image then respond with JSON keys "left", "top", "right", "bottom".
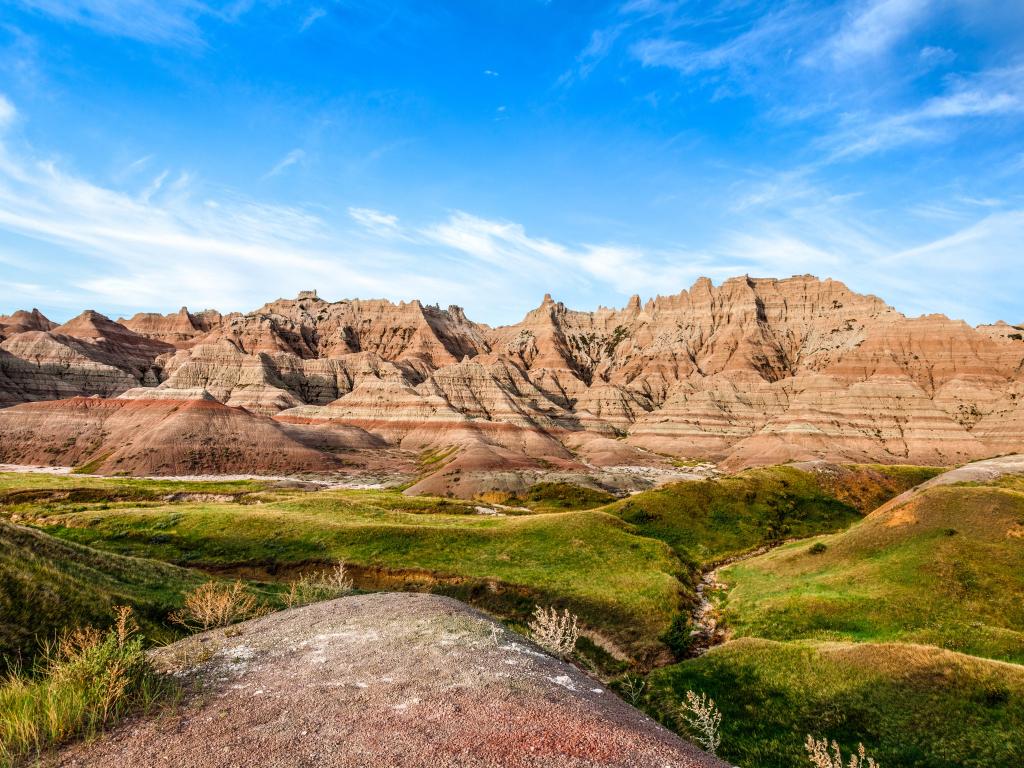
{"left": 54, "top": 593, "right": 727, "bottom": 768}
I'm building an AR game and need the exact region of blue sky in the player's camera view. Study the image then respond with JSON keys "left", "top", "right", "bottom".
{"left": 0, "top": 0, "right": 1022, "bottom": 326}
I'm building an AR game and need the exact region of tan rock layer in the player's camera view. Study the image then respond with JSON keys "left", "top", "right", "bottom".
{"left": 2, "top": 276, "right": 1023, "bottom": 484}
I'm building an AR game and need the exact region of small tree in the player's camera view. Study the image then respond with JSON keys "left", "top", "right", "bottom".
{"left": 805, "top": 736, "right": 879, "bottom": 768}
{"left": 170, "top": 580, "right": 264, "bottom": 631}
{"left": 528, "top": 605, "right": 579, "bottom": 659}
{"left": 679, "top": 690, "right": 722, "bottom": 755}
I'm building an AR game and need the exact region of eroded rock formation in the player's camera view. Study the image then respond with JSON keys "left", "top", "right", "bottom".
{"left": 2, "top": 276, "right": 1022, "bottom": 488}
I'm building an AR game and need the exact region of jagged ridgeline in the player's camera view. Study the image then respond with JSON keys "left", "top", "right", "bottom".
{"left": 1, "top": 276, "right": 1022, "bottom": 495}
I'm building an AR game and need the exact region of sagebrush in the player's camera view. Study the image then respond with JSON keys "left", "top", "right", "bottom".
{"left": 283, "top": 561, "right": 354, "bottom": 609}
{"left": 679, "top": 689, "right": 722, "bottom": 755}
{"left": 169, "top": 580, "right": 265, "bottom": 631}
{"left": 528, "top": 605, "right": 579, "bottom": 659}
{"left": 805, "top": 736, "right": 879, "bottom": 768}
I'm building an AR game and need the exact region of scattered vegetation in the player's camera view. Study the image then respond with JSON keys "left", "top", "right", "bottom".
{"left": 606, "top": 465, "right": 882, "bottom": 570}
{"left": 36, "top": 488, "right": 684, "bottom": 661}
{"left": 283, "top": 561, "right": 354, "bottom": 609}
{"left": 505, "top": 482, "right": 617, "bottom": 511}
{"left": 806, "top": 736, "right": 878, "bottom": 768}
{"left": 169, "top": 580, "right": 266, "bottom": 632}
{"left": 528, "top": 605, "right": 579, "bottom": 659}
{"left": 717, "top": 480, "right": 1024, "bottom": 662}
{"left": 0, "top": 520, "right": 202, "bottom": 664}
{"left": 6, "top": 465, "right": 1018, "bottom": 768}
{"left": 679, "top": 689, "right": 722, "bottom": 755}
{"left": 616, "top": 673, "right": 646, "bottom": 706}
{"left": 649, "top": 638, "right": 1024, "bottom": 768}
{"left": 0, "top": 607, "right": 169, "bottom": 765}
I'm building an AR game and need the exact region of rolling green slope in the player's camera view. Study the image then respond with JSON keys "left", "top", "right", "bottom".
{"left": 0, "top": 521, "right": 202, "bottom": 664}
{"left": 718, "top": 476, "right": 1024, "bottom": 662}
{"left": 605, "top": 464, "right": 941, "bottom": 568}
{"left": 648, "top": 638, "right": 1024, "bottom": 768}
{"left": 33, "top": 488, "right": 685, "bottom": 662}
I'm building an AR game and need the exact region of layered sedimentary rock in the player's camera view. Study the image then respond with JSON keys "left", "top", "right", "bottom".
{"left": 2, "top": 276, "right": 1023, "bottom": 487}
{"left": 721, "top": 374, "right": 989, "bottom": 470}
{"left": 119, "top": 307, "right": 225, "bottom": 346}
{"left": 0, "top": 390, "right": 344, "bottom": 475}
{"left": 0, "top": 311, "right": 171, "bottom": 403}
{"left": 0, "top": 308, "right": 56, "bottom": 339}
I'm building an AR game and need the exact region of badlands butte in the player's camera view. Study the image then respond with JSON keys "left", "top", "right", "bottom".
{"left": 1, "top": 275, "right": 1023, "bottom": 496}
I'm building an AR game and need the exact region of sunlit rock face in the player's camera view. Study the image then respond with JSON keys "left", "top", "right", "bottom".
{"left": 2, "top": 277, "right": 1023, "bottom": 484}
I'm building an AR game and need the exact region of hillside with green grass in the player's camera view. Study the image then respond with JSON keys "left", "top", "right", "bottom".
{"left": 5, "top": 463, "right": 1019, "bottom": 768}
{"left": 0, "top": 520, "right": 201, "bottom": 664}
{"left": 605, "top": 464, "right": 940, "bottom": 569}
{"left": 639, "top": 468, "right": 1024, "bottom": 767}
{"left": 27, "top": 486, "right": 685, "bottom": 663}
{"left": 648, "top": 638, "right": 1024, "bottom": 768}
{"left": 717, "top": 475, "right": 1024, "bottom": 662}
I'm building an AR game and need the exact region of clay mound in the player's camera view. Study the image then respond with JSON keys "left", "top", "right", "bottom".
{"left": 0, "top": 308, "right": 55, "bottom": 338}
{"left": 0, "top": 395, "right": 342, "bottom": 475}
{"left": 118, "top": 307, "right": 223, "bottom": 347}
{"left": 56, "top": 594, "right": 727, "bottom": 768}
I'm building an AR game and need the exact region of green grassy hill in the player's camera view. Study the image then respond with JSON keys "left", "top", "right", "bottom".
{"left": 605, "top": 464, "right": 940, "bottom": 569}
{"left": 28, "top": 487, "right": 685, "bottom": 663}
{"left": 718, "top": 475, "right": 1024, "bottom": 662}
{"left": 0, "top": 520, "right": 201, "bottom": 665}
{"left": 648, "top": 638, "right": 1024, "bottom": 768}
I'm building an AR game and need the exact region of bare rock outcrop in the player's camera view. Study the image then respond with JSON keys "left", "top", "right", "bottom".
{"left": 55, "top": 593, "right": 728, "bottom": 768}
{"left": 0, "top": 393, "right": 343, "bottom": 475}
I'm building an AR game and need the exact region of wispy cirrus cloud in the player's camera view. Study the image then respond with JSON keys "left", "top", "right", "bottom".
{"left": 0, "top": 95, "right": 16, "bottom": 129}
{"left": 812, "top": 0, "right": 934, "bottom": 67}
{"left": 263, "top": 148, "right": 306, "bottom": 179}
{"left": 8, "top": 0, "right": 257, "bottom": 46}
{"left": 823, "top": 61, "right": 1024, "bottom": 159}
{"left": 0, "top": 90, "right": 1021, "bottom": 325}
{"left": 300, "top": 7, "right": 327, "bottom": 33}
{"left": 10, "top": 0, "right": 208, "bottom": 45}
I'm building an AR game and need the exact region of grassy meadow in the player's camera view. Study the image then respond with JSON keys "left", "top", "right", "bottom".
{"left": 1, "top": 463, "right": 1022, "bottom": 767}
{"left": 648, "top": 638, "right": 1024, "bottom": 768}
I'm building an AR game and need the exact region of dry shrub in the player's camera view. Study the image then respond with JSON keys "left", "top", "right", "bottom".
{"left": 170, "top": 580, "right": 265, "bottom": 631}
{"left": 679, "top": 689, "right": 722, "bottom": 755}
{"left": 805, "top": 736, "right": 879, "bottom": 768}
{"left": 282, "top": 561, "right": 354, "bottom": 609}
{"left": 528, "top": 605, "right": 579, "bottom": 659}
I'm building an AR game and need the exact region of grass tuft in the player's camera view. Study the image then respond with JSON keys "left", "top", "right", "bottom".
{"left": 0, "top": 608, "right": 171, "bottom": 766}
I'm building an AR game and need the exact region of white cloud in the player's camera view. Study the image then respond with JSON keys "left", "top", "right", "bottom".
{"left": 818, "top": 0, "right": 934, "bottom": 67}
{"left": 300, "top": 7, "right": 327, "bottom": 32}
{"left": 263, "top": 148, "right": 306, "bottom": 179}
{"left": 11, "top": 0, "right": 212, "bottom": 46}
{"left": 0, "top": 125, "right": 1020, "bottom": 326}
{"left": 348, "top": 207, "right": 399, "bottom": 233}
{"left": 139, "top": 170, "right": 169, "bottom": 203}
{"left": 822, "top": 62, "right": 1024, "bottom": 159}
{"left": 0, "top": 95, "right": 16, "bottom": 130}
